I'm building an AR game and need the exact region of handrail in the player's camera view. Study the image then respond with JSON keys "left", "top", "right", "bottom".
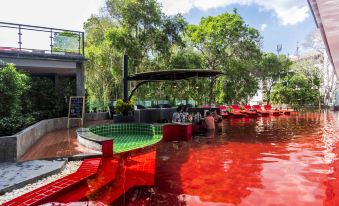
{"left": 0, "top": 21, "right": 85, "bottom": 56}
{"left": 0, "top": 21, "right": 83, "bottom": 33}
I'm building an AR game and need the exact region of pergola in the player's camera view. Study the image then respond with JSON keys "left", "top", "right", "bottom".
{"left": 122, "top": 55, "right": 224, "bottom": 101}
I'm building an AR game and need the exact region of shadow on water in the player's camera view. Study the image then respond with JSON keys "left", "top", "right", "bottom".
{"left": 112, "top": 111, "right": 339, "bottom": 206}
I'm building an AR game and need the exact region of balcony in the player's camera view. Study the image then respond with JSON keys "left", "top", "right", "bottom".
{"left": 0, "top": 22, "right": 85, "bottom": 61}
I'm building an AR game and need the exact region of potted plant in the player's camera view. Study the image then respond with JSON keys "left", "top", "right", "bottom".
{"left": 113, "top": 99, "right": 135, "bottom": 123}
{"left": 115, "top": 99, "right": 134, "bottom": 116}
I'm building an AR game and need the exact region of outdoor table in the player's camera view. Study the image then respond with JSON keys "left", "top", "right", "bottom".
{"left": 162, "top": 123, "right": 193, "bottom": 141}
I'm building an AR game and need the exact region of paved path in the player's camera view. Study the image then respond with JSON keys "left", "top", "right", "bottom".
{"left": 0, "top": 160, "right": 66, "bottom": 194}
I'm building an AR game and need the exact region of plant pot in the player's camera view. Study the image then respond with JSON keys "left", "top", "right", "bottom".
{"left": 113, "top": 114, "right": 134, "bottom": 123}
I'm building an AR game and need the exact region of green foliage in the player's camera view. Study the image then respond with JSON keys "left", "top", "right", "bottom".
{"left": 0, "top": 63, "right": 29, "bottom": 116}
{"left": 105, "top": 0, "right": 187, "bottom": 71}
{"left": 169, "top": 49, "right": 202, "bottom": 69}
{"left": 0, "top": 62, "right": 76, "bottom": 135}
{"left": 84, "top": 0, "right": 187, "bottom": 105}
{"left": 186, "top": 12, "right": 261, "bottom": 104}
{"left": 115, "top": 99, "right": 134, "bottom": 115}
{"left": 271, "top": 74, "right": 321, "bottom": 108}
{"left": 0, "top": 114, "right": 36, "bottom": 136}
{"left": 258, "top": 53, "right": 292, "bottom": 103}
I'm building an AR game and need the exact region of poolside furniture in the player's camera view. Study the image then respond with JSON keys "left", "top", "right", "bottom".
{"left": 252, "top": 105, "right": 270, "bottom": 116}
{"left": 243, "top": 105, "right": 258, "bottom": 117}
{"left": 263, "top": 105, "right": 281, "bottom": 116}
{"left": 218, "top": 105, "right": 229, "bottom": 118}
{"left": 230, "top": 105, "right": 245, "bottom": 118}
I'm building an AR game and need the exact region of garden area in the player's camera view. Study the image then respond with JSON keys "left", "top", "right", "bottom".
{"left": 84, "top": 0, "right": 323, "bottom": 111}
{"left": 0, "top": 0, "right": 326, "bottom": 135}
{"left": 0, "top": 61, "right": 75, "bottom": 136}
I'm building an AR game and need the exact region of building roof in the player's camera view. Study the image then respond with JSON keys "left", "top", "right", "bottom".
{"left": 308, "top": 0, "right": 339, "bottom": 76}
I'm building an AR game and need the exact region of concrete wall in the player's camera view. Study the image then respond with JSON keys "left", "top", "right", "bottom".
{"left": 133, "top": 108, "right": 221, "bottom": 123}
{"left": 0, "top": 136, "right": 17, "bottom": 162}
{"left": 0, "top": 112, "right": 110, "bottom": 162}
{"left": 16, "top": 117, "right": 68, "bottom": 159}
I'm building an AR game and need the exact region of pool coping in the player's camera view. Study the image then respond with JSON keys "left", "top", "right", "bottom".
{"left": 76, "top": 124, "right": 163, "bottom": 154}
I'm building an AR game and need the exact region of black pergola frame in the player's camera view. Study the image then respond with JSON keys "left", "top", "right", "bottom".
{"left": 123, "top": 55, "right": 224, "bottom": 101}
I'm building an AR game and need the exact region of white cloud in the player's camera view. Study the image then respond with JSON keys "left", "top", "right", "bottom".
{"left": 158, "top": 0, "right": 310, "bottom": 26}
{"left": 260, "top": 24, "right": 267, "bottom": 31}
{"left": 0, "top": 0, "right": 105, "bottom": 31}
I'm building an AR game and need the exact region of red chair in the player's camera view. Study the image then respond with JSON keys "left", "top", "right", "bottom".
{"left": 252, "top": 105, "right": 269, "bottom": 116}
{"left": 230, "top": 105, "right": 245, "bottom": 118}
{"left": 263, "top": 105, "right": 281, "bottom": 116}
{"left": 242, "top": 105, "right": 258, "bottom": 117}
{"left": 218, "top": 105, "right": 229, "bottom": 118}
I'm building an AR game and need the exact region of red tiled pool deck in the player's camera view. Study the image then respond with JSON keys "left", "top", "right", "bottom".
{"left": 3, "top": 150, "right": 156, "bottom": 206}
{"left": 19, "top": 120, "right": 112, "bottom": 161}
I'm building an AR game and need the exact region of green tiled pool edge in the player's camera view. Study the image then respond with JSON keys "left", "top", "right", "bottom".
{"left": 88, "top": 123, "right": 163, "bottom": 154}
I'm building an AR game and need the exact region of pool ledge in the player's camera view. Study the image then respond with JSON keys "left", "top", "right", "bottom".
{"left": 76, "top": 128, "right": 112, "bottom": 152}
{"left": 76, "top": 124, "right": 163, "bottom": 154}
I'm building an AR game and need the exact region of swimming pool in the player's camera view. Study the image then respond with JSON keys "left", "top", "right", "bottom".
{"left": 79, "top": 123, "right": 163, "bottom": 154}
{"left": 112, "top": 111, "right": 339, "bottom": 205}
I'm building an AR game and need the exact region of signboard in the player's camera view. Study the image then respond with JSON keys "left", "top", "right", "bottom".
{"left": 68, "top": 96, "right": 85, "bottom": 128}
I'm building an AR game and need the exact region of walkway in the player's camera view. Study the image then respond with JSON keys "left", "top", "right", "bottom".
{"left": 19, "top": 120, "right": 111, "bottom": 162}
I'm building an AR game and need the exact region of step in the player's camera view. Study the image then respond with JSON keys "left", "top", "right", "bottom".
{"left": 92, "top": 150, "right": 156, "bottom": 204}
{"left": 3, "top": 158, "right": 101, "bottom": 206}
{"left": 52, "top": 158, "right": 118, "bottom": 203}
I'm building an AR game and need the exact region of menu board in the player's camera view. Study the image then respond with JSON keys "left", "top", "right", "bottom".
{"left": 68, "top": 96, "right": 85, "bottom": 127}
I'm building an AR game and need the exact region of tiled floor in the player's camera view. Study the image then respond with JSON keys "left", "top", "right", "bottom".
{"left": 19, "top": 120, "right": 112, "bottom": 162}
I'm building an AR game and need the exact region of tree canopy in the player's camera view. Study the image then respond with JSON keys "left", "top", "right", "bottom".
{"left": 83, "top": 0, "right": 320, "bottom": 109}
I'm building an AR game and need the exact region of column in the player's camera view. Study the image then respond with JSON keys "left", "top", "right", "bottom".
{"left": 76, "top": 62, "right": 85, "bottom": 96}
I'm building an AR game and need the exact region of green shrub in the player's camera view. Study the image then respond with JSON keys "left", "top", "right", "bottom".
{"left": 0, "top": 114, "right": 36, "bottom": 136}
{"left": 115, "top": 99, "right": 134, "bottom": 115}
{"left": 0, "top": 62, "right": 76, "bottom": 136}
{"left": 0, "top": 63, "right": 29, "bottom": 117}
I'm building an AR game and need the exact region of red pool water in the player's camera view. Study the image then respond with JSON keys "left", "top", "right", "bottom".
{"left": 113, "top": 112, "right": 339, "bottom": 206}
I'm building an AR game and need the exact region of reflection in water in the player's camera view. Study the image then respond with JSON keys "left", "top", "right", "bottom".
{"left": 115, "top": 111, "right": 339, "bottom": 206}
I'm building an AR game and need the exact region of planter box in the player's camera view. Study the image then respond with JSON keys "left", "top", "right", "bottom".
{"left": 113, "top": 115, "right": 134, "bottom": 123}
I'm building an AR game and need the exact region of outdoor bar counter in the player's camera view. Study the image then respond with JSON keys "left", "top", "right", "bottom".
{"left": 162, "top": 123, "right": 193, "bottom": 141}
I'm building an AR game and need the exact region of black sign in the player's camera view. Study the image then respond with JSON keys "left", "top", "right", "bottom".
{"left": 69, "top": 97, "right": 84, "bottom": 119}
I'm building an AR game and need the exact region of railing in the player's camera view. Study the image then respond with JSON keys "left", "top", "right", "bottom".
{"left": 0, "top": 22, "right": 84, "bottom": 56}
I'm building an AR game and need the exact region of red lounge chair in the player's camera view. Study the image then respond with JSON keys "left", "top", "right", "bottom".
{"left": 243, "top": 105, "right": 258, "bottom": 117}
{"left": 218, "top": 105, "right": 229, "bottom": 118}
{"left": 230, "top": 105, "right": 245, "bottom": 118}
{"left": 263, "top": 105, "right": 281, "bottom": 116}
{"left": 252, "top": 105, "right": 269, "bottom": 116}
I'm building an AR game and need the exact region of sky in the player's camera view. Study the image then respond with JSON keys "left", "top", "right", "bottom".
{"left": 0, "top": 0, "right": 317, "bottom": 55}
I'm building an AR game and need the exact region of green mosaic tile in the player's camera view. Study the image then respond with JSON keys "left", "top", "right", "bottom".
{"left": 89, "top": 123, "right": 163, "bottom": 154}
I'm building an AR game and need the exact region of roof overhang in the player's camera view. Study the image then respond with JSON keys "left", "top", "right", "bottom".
{"left": 308, "top": 0, "right": 339, "bottom": 77}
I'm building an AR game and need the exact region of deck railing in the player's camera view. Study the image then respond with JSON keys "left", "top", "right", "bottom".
{"left": 0, "top": 22, "right": 84, "bottom": 56}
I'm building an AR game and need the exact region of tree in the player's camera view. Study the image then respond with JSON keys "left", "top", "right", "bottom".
{"left": 271, "top": 73, "right": 321, "bottom": 109}
{"left": 84, "top": 15, "right": 122, "bottom": 111}
{"left": 105, "top": 0, "right": 186, "bottom": 73}
{"left": 84, "top": 0, "right": 187, "bottom": 107}
{"left": 0, "top": 63, "right": 29, "bottom": 117}
{"left": 258, "top": 53, "right": 292, "bottom": 103}
{"left": 186, "top": 11, "right": 261, "bottom": 104}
